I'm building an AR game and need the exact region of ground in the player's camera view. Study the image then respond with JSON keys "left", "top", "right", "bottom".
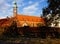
{"left": 0, "top": 37, "right": 60, "bottom": 44}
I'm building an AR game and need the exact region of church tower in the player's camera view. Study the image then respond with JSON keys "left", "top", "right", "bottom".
{"left": 13, "top": 0, "right": 17, "bottom": 17}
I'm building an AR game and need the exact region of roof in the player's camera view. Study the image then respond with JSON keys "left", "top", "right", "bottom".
{"left": 0, "top": 18, "right": 13, "bottom": 27}
{"left": 17, "top": 14, "right": 45, "bottom": 22}
{"left": 0, "top": 14, "right": 45, "bottom": 27}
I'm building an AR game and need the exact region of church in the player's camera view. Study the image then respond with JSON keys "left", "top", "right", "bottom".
{"left": 0, "top": 0, "right": 45, "bottom": 27}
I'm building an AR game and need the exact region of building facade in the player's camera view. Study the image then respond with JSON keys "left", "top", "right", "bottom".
{"left": 0, "top": 0, "right": 45, "bottom": 27}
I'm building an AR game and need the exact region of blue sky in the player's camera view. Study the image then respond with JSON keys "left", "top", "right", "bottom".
{"left": 0, "top": 0, "right": 48, "bottom": 18}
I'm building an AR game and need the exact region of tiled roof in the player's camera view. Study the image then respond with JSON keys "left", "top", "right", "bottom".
{"left": 17, "top": 14, "right": 45, "bottom": 22}
{"left": 0, "top": 18, "right": 12, "bottom": 27}
{"left": 0, "top": 14, "right": 45, "bottom": 27}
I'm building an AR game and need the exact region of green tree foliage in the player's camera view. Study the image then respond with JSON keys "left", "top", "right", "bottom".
{"left": 43, "top": 8, "right": 50, "bottom": 17}
{"left": 42, "top": 0, "right": 60, "bottom": 26}
{"left": 43, "top": 0, "right": 60, "bottom": 16}
{"left": 3, "top": 21, "right": 19, "bottom": 38}
{"left": 48, "top": 0, "right": 60, "bottom": 14}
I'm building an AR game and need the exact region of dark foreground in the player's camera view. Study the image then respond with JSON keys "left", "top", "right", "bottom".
{"left": 0, "top": 37, "right": 60, "bottom": 44}
{"left": 0, "top": 26, "right": 60, "bottom": 44}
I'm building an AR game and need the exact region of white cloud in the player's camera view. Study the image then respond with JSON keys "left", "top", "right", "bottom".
{"left": 0, "top": 3, "right": 11, "bottom": 13}
{"left": 28, "top": 1, "right": 33, "bottom": 4}
{"left": 0, "top": 0, "right": 13, "bottom": 18}
{"left": 0, "top": 7, "right": 13, "bottom": 18}
{"left": 0, "top": 0, "right": 44, "bottom": 18}
{"left": 0, "top": 0, "right": 5, "bottom": 4}
{"left": 23, "top": 2, "right": 39, "bottom": 15}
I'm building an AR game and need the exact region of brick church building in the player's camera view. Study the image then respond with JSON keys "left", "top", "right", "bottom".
{"left": 0, "top": 0, "right": 45, "bottom": 27}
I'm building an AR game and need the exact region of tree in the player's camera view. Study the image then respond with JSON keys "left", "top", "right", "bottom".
{"left": 3, "top": 21, "right": 19, "bottom": 37}
{"left": 43, "top": 8, "right": 50, "bottom": 17}
{"left": 42, "top": 0, "right": 60, "bottom": 26}
{"left": 43, "top": 0, "right": 60, "bottom": 16}
{"left": 48, "top": 0, "right": 60, "bottom": 14}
